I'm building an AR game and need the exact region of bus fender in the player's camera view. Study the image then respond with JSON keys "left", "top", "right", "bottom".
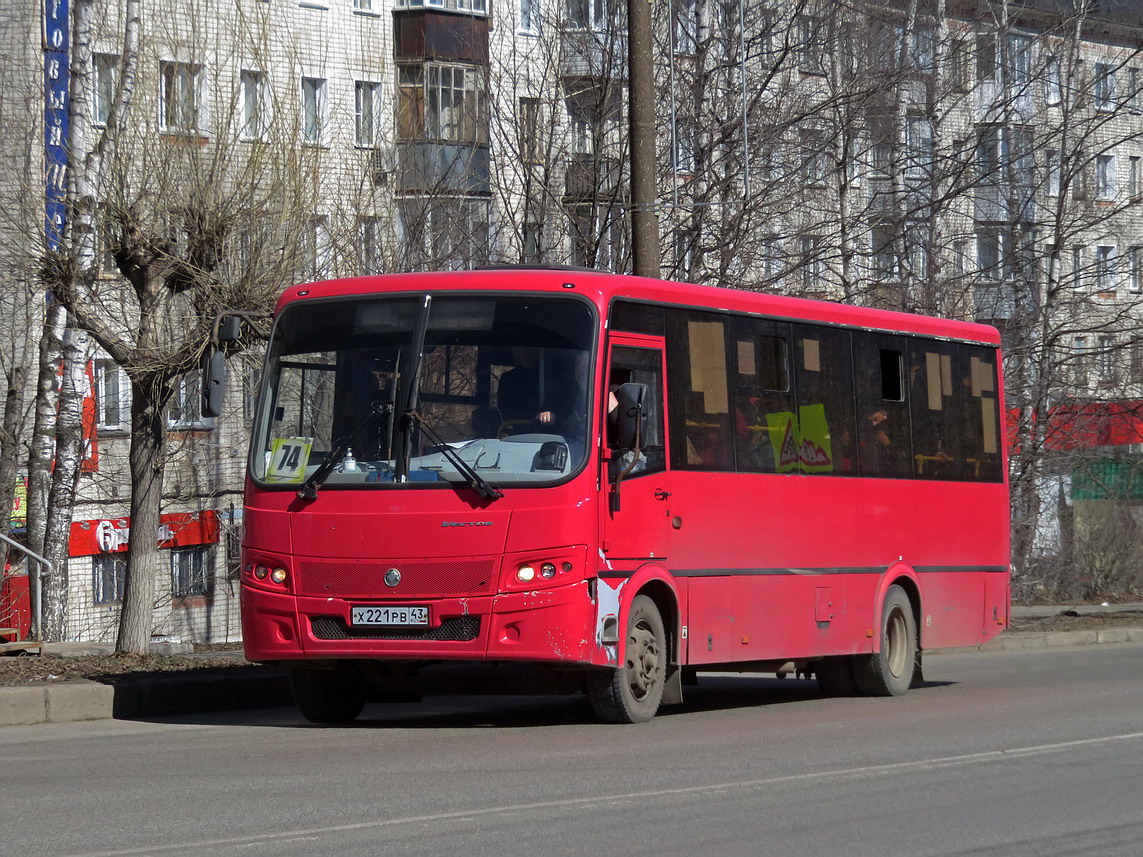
{"left": 593, "top": 561, "right": 679, "bottom": 669}
{"left": 872, "top": 562, "right": 923, "bottom": 653}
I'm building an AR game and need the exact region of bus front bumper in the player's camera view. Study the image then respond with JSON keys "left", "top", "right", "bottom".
{"left": 241, "top": 579, "right": 602, "bottom": 666}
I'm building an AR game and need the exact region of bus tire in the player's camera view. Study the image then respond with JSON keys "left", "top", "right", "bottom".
{"left": 815, "top": 656, "right": 859, "bottom": 696}
{"left": 854, "top": 584, "right": 917, "bottom": 697}
{"left": 586, "top": 595, "right": 666, "bottom": 723}
{"left": 290, "top": 666, "right": 367, "bottom": 724}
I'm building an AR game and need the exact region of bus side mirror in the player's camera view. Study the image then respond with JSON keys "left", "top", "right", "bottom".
{"left": 201, "top": 349, "right": 226, "bottom": 418}
{"left": 218, "top": 315, "right": 242, "bottom": 343}
{"left": 615, "top": 382, "right": 648, "bottom": 451}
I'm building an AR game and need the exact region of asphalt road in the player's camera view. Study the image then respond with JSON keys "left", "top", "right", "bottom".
{"left": 5, "top": 642, "right": 1143, "bottom": 857}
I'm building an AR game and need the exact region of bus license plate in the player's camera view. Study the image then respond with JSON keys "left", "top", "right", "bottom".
{"left": 351, "top": 606, "right": 430, "bottom": 626}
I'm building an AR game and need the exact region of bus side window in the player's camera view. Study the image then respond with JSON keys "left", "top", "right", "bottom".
{"left": 793, "top": 326, "right": 856, "bottom": 475}
{"left": 959, "top": 344, "right": 1003, "bottom": 482}
{"left": 908, "top": 342, "right": 963, "bottom": 480}
{"left": 608, "top": 346, "right": 665, "bottom": 476}
{"left": 667, "top": 312, "right": 734, "bottom": 471}
{"left": 854, "top": 334, "right": 912, "bottom": 479}
{"left": 731, "top": 317, "right": 792, "bottom": 474}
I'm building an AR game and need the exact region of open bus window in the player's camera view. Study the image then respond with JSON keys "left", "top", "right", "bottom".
{"left": 855, "top": 333, "right": 912, "bottom": 478}
{"left": 608, "top": 345, "right": 665, "bottom": 477}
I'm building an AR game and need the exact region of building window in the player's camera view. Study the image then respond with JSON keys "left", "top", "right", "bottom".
{"left": 1044, "top": 55, "right": 1062, "bottom": 105}
{"left": 301, "top": 76, "right": 327, "bottom": 144}
{"left": 167, "top": 373, "right": 214, "bottom": 429}
{"left": 304, "top": 215, "right": 332, "bottom": 279}
{"left": 159, "top": 61, "right": 204, "bottom": 133}
{"left": 94, "top": 359, "right": 128, "bottom": 430}
{"left": 1131, "top": 247, "right": 1143, "bottom": 294}
{"left": 1072, "top": 246, "right": 1086, "bottom": 289}
{"left": 1094, "top": 62, "right": 1117, "bottom": 111}
{"left": 1073, "top": 336, "right": 1089, "bottom": 387}
{"left": 518, "top": 97, "right": 541, "bottom": 163}
{"left": 394, "top": 0, "right": 487, "bottom": 13}
{"left": 1047, "top": 149, "right": 1061, "bottom": 197}
{"left": 760, "top": 235, "right": 782, "bottom": 280}
{"left": 978, "top": 231, "right": 1005, "bottom": 281}
{"left": 905, "top": 117, "right": 933, "bottom": 183}
{"left": 1131, "top": 156, "right": 1140, "bottom": 198}
{"left": 566, "top": 0, "right": 609, "bottom": 30}
{"left": 354, "top": 80, "right": 383, "bottom": 147}
{"left": 353, "top": 0, "right": 374, "bottom": 11}
{"left": 359, "top": 216, "right": 385, "bottom": 274}
{"left": 800, "top": 134, "right": 828, "bottom": 187}
{"left": 797, "top": 15, "right": 825, "bottom": 75}
{"left": 171, "top": 546, "right": 215, "bottom": 598}
{"left": 397, "top": 63, "right": 485, "bottom": 145}
{"left": 240, "top": 69, "right": 268, "bottom": 141}
{"left": 674, "top": 123, "right": 696, "bottom": 175}
{"left": 1097, "top": 335, "right": 1115, "bottom": 382}
{"left": 1096, "top": 245, "right": 1116, "bottom": 292}
{"left": 1005, "top": 35, "right": 1031, "bottom": 91}
{"left": 674, "top": 0, "right": 698, "bottom": 56}
{"left": 93, "top": 554, "right": 127, "bottom": 605}
{"left": 567, "top": 101, "right": 597, "bottom": 155}
{"left": 93, "top": 54, "right": 118, "bottom": 125}
{"left": 1097, "top": 154, "right": 1116, "bottom": 200}
{"left": 519, "top": 0, "right": 539, "bottom": 33}
{"left": 799, "top": 235, "right": 823, "bottom": 291}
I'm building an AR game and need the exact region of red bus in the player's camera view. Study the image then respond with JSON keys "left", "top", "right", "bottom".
{"left": 233, "top": 268, "right": 1009, "bottom": 723}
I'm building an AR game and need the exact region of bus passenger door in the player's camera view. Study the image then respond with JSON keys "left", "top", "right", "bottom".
{"left": 602, "top": 339, "right": 672, "bottom": 565}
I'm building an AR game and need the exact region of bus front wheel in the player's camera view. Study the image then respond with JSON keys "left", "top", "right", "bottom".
{"left": 290, "top": 665, "right": 368, "bottom": 724}
{"left": 853, "top": 584, "right": 918, "bottom": 697}
{"left": 587, "top": 595, "right": 666, "bottom": 723}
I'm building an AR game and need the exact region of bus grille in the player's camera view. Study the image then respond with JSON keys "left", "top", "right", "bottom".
{"left": 310, "top": 616, "right": 480, "bottom": 642}
{"left": 296, "top": 559, "right": 495, "bottom": 598}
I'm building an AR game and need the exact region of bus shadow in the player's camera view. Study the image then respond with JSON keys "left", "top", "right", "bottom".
{"left": 146, "top": 674, "right": 955, "bottom": 730}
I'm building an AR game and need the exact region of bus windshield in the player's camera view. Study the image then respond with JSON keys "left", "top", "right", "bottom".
{"left": 252, "top": 293, "right": 597, "bottom": 490}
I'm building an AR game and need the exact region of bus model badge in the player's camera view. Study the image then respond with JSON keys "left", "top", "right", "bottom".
{"left": 384, "top": 568, "right": 401, "bottom": 587}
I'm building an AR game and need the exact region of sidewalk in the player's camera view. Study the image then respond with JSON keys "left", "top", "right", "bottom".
{"left": 4, "top": 606, "right": 1143, "bottom": 728}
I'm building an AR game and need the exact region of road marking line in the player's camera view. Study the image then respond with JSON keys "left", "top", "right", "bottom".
{"left": 60, "top": 730, "right": 1143, "bottom": 857}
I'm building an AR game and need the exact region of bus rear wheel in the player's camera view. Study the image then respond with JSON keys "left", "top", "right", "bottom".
{"left": 290, "top": 665, "right": 368, "bottom": 724}
{"left": 853, "top": 584, "right": 918, "bottom": 697}
{"left": 587, "top": 595, "right": 666, "bottom": 723}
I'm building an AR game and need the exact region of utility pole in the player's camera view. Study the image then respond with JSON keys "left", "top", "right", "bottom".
{"left": 628, "top": 0, "right": 660, "bottom": 277}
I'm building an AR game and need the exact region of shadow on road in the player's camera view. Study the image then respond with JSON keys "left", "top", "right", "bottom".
{"left": 139, "top": 672, "right": 957, "bottom": 730}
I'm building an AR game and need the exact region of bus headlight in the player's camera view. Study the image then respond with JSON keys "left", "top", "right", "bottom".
{"left": 270, "top": 567, "right": 288, "bottom": 584}
{"left": 516, "top": 565, "right": 536, "bottom": 583}
{"left": 540, "top": 562, "right": 557, "bottom": 579}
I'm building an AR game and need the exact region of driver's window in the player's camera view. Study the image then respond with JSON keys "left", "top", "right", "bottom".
{"left": 608, "top": 345, "right": 665, "bottom": 476}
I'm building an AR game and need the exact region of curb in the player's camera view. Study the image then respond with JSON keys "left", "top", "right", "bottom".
{"left": 3, "top": 628, "right": 1143, "bottom": 727}
{"left": 0, "top": 668, "right": 290, "bottom": 728}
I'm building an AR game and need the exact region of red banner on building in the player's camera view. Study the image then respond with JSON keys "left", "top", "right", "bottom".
{"left": 69, "top": 510, "right": 219, "bottom": 557}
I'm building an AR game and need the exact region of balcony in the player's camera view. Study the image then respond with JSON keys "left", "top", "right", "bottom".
{"left": 559, "top": 29, "right": 627, "bottom": 80}
{"left": 397, "top": 142, "right": 490, "bottom": 194}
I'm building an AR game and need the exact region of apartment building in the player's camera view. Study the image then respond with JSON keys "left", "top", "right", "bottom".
{"left": 0, "top": 0, "right": 1140, "bottom": 642}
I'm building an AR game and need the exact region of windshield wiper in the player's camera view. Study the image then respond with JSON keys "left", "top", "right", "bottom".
{"left": 406, "top": 410, "right": 503, "bottom": 501}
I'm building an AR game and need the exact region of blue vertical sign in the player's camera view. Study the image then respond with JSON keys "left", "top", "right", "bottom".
{"left": 43, "top": 0, "right": 70, "bottom": 252}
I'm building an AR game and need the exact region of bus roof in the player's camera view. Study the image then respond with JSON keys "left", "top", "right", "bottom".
{"left": 278, "top": 269, "right": 1001, "bottom": 346}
